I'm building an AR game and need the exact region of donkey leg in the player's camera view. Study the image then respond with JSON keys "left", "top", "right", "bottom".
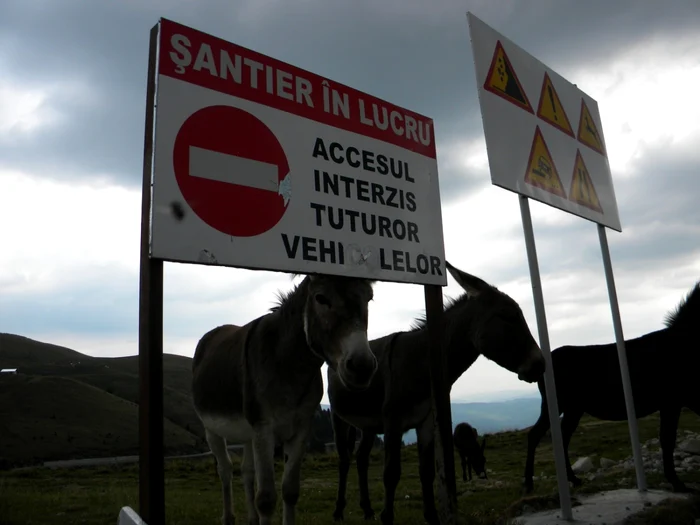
{"left": 331, "top": 412, "right": 352, "bottom": 521}
{"left": 281, "top": 424, "right": 312, "bottom": 525}
{"left": 206, "top": 430, "right": 236, "bottom": 525}
{"left": 458, "top": 450, "right": 467, "bottom": 482}
{"left": 416, "top": 418, "right": 439, "bottom": 525}
{"left": 241, "top": 442, "right": 259, "bottom": 525}
{"left": 560, "top": 409, "right": 584, "bottom": 487}
{"left": 252, "top": 426, "right": 277, "bottom": 525}
{"left": 659, "top": 405, "right": 687, "bottom": 492}
{"left": 379, "top": 425, "right": 403, "bottom": 525}
{"left": 356, "top": 430, "right": 376, "bottom": 520}
{"left": 523, "top": 399, "right": 550, "bottom": 494}
{"left": 467, "top": 459, "right": 473, "bottom": 481}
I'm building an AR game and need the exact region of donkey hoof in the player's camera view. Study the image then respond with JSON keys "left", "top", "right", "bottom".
{"left": 522, "top": 480, "right": 534, "bottom": 494}
{"left": 571, "top": 476, "right": 583, "bottom": 487}
{"left": 363, "top": 509, "right": 376, "bottom": 520}
{"left": 379, "top": 509, "right": 393, "bottom": 524}
{"left": 333, "top": 510, "right": 344, "bottom": 521}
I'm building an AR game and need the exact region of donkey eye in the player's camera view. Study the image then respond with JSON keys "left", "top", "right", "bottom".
{"left": 314, "top": 294, "right": 331, "bottom": 307}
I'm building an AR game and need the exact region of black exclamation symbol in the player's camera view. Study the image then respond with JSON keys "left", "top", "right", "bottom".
{"left": 547, "top": 85, "right": 558, "bottom": 122}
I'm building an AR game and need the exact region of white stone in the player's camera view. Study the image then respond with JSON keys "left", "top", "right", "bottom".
{"left": 680, "top": 439, "right": 700, "bottom": 455}
{"left": 600, "top": 457, "right": 616, "bottom": 469}
{"left": 572, "top": 457, "right": 595, "bottom": 474}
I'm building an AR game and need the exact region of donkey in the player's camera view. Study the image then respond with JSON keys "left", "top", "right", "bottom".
{"left": 328, "top": 262, "right": 546, "bottom": 525}
{"left": 453, "top": 421, "right": 487, "bottom": 482}
{"left": 523, "top": 281, "right": 700, "bottom": 494}
{"left": 192, "top": 274, "right": 378, "bottom": 525}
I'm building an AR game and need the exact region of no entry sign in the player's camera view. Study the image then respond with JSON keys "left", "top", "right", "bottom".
{"left": 149, "top": 18, "right": 447, "bottom": 285}
{"left": 173, "top": 105, "right": 290, "bottom": 237}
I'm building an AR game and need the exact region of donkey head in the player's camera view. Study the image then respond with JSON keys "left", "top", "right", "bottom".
{"left": 446, "top": 262, "right": 545, "bottom": 383}
{"left": 303, "top": 274, "right": 378, "bottom": 391}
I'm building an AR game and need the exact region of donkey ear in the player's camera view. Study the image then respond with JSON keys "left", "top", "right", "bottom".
{"left": 445, "top": 261, "right": 490, "bottom": 297}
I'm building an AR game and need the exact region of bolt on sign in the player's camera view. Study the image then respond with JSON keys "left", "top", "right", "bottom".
{"left": 468, "top": 14, "right": 621, "bottom": 231}
{"left": 150, "top": 19, "right": 447, "bottom": 285}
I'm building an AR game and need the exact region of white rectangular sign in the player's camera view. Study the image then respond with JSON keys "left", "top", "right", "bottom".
{"left": 467, "top": 13, "right": 622, "bottom": 232}
{"left": 150, "top": 19, "right": 447, "bottom": 285}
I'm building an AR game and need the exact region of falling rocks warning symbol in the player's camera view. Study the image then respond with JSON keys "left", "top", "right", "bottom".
{"left": 484, "top": 40, "right": 534, "bottom": 113}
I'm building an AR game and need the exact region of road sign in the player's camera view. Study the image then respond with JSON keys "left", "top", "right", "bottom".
{"left": 150, "top": 18, "right": 446, "bottom": 285}
{"left": 569, "top": 149, "right": 603, "bottom": 213}
{"left": 173, "top": 105, "right": 290, "bottom": 238}
{"left": 523, "top": 126, "right": 567, "bottom": 199}
{"left": 536, "top": 73, "right": 574, "bottom": 138}
{"left": 467, "top": 13, "right": 621, "bottom": 231}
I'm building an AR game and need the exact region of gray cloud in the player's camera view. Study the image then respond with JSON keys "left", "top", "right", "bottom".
{"left": 2, "top": 0, "right": 698, "bottom": 196}
{"left": 2, "top": 0, "right": 700, "bottom": 390}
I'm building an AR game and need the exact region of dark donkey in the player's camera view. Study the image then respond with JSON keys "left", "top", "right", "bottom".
{"left": 453, "top": 421, "right": 487, "bottom": 481}
{"left": 523, "top": 281, "right": 700, "bottom": 494}
{"left": 192, "top": 274, "right": 378, "bottom": 525}
{"left": 328, "top": 262, "right": 546, "bottom": 525}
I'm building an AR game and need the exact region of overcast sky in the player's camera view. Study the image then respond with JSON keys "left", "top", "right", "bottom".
{"left": 1, "top": 0, "right": 699, "bottom": 404}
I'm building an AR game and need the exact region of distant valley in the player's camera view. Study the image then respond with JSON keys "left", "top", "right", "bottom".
{"left": 321, "top": 396, "right": 542, "bottom": 445}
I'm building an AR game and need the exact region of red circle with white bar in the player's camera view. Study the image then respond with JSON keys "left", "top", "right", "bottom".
{"left": 173, "top": 105, "right": 290, "bottom": 237}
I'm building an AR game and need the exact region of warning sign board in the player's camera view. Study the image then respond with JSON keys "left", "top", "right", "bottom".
{"left": 536, "top": 73, "right": 574, "bottom": 138}
{"left": 523, "top": 126, "right": 566, "bottom": 199}
{"left": 149, "top": 18, "right": 447, "bottom": 285}
{"left": 577, "top": 99, "right": 607, "bottom": 157}
{"left": 483, "top": 41, "right": 533, "bottom": 113}
{"left": 467, "top": 12, "right": 621, "bottom": 231}
{"left": 569, "top": 149, "right": 603, "bottom": 214}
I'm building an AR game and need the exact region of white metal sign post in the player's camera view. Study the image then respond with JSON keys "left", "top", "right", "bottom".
{"left": 138, "top": 18, "right": 457, "bottom": 525}
{"left": 466, "top": 11, "right": 646, "bottom": 519}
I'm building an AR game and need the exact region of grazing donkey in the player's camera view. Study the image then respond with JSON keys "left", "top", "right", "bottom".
{"left": 192, "top": 274, "right": 378, "bottom": 525}
{"left": 328, "top": 262, "right": 546, "bottom": 525}
{"left": 453, "top": 421, "right": 487, "bottom": 481}
{"left": 523, "top": 281, "right": 700, "bottom": 494}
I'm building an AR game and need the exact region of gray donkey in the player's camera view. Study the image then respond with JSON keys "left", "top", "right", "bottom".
{"left": 328, "top": 262, "right": 545, "bottom": 525}
{"left": 192, "top": 274, "right": 378, "bottom": 525}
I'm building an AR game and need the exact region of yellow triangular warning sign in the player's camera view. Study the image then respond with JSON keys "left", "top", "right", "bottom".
{"left": 484, "top": 40, "right": 533, "bottom": 114}
{"left": 577, "top": 99, "right": 606, "bottom": 157}
{"left": 536, "top": 72, "right": 574, "bottom": 138}
{"left": 569, "top": 149, "right": 603, "bottom": 214}
{"left": 523, "top": 126, "right": 567, "bottom": 199}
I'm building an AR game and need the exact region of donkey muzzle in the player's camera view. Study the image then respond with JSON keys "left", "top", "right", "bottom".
{"left": 339, "top": 331, "right": 377, "bottom": 390}
{"left": 517, "top": 346, "right": 545, "bottom": 383}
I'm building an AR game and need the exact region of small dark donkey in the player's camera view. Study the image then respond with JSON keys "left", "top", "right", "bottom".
{"left": 328, "top": 262, "right": 546, "bottom": 525}
{"left": 524, "top": 281, "right": 700, "bottom": 495}
{"left": 453, "top": 421, "right": 487, "bottom": 481}
{"left": 192, "top": 274, "right": 378, "bottom": 525}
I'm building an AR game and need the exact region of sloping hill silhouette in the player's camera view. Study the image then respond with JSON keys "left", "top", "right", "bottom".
{"left": 0, "top": 333, "right": 206, "bottom": 467}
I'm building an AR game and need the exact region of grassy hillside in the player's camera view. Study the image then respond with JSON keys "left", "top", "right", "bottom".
{"left": 0, "top": 374, "right": 201, "bottom": 467}
{"left": 0, "top": 333, "right": 206, "bottom": 467}
{"left": 0, "top": 334, "right": 85, "bottom": 367}
{"left": 2, "top": 410, "right": 699, "bottom": 524}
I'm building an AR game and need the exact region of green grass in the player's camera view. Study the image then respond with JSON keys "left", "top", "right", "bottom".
{"left": 2, "top": 410, "right": 700, "bottom": 525}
